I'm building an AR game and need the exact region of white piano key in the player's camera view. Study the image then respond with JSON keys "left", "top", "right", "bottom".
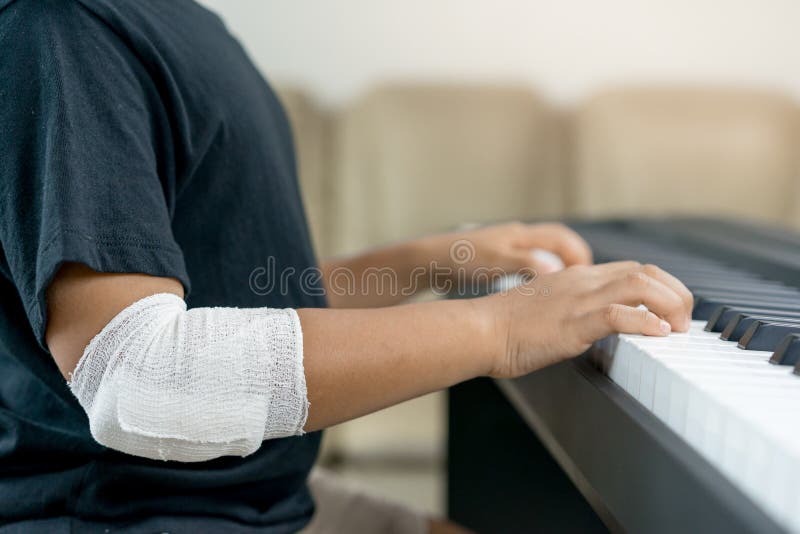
{"left": 684, "top": 387, "right": 708, "bottom": 450}
{"left": 608, "top": 338, "right": 633, "bottom": 389}
{"left": 595, "top": 325, "right": 800, "bottom": 533}
{"left": 667, "top": 376, "right": 689, "bottom": 434}
{"left": 626, "top": 342, "right": 643, "bottom": 399}
{"left": 652, "top": 363, "right": 674, "bottom": 422}
{"left": 742, "top": 432, "right": 771, "bottom": 515}
{"left": 638, "top": 353, "right": 658, "bottom": 409}
{"left": 720, "top": 412, "right": 749, "bottom": 489}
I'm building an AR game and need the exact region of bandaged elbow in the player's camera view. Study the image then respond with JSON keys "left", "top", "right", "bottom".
{"left": 68, "top": 293, "right": 308, "bottom": 462}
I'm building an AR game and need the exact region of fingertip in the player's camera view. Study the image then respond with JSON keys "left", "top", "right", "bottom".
{"left": 563, "top": 252, "right": 592, "bottom": 267}
{"left": 643, "top": 311, "right": 671, "bottom": 337}
{"left": 537, "top": 262, "right": 559, "bottom": 274}
{"left": 569, "top": 233, "right": 594, "bottom": 266}
{"left": 668, "top": 314, "right": 691, "bottom": 333}
{"left": 530, "top": 249, "right": 565, "bottom": 273}
{"left": 573, "top": 250, "right": 594, "bottom": 267}
{"left": 573, "top": 238, "right": 593, "bottom": 265}
{"left": 659, "top": 320, "right": 672, "bottom": 335}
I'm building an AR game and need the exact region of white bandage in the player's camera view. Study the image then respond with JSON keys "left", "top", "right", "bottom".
{"left": 68, "top": 293, "right": 308, "bottom": 462}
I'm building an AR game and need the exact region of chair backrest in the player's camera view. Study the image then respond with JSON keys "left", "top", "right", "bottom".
{"left": 572, "top": 88, "right": 799, "bottom": 226}
{"left": 330, "top": 85, "right": 566, "bottom": 254}
{"left": 274, "top": 88, "right": 333, "bottom": 257}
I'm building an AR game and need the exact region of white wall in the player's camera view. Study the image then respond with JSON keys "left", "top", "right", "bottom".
{"left": 198, "top": 0, "right": 800, "bottom": 107}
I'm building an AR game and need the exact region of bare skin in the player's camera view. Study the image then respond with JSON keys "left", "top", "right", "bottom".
{"left": 322, "top": 222, "right": 594, "bottom": 308}
{"left": 45, "top": 222, "right": 692, "bottom": 534}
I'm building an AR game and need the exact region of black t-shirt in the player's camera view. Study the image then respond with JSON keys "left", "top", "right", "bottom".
{"left": 0, "top": 0, "right": 325, "bottom": 531}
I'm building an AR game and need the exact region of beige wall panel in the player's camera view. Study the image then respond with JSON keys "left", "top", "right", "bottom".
{"left": 573, "top": 89, "right": 799, "bottom": 227}
{"left": 331, "top": 85, "right": 566, "bottom": 254}
{"left": 275, "top": 87, "right": 333, "bottom": 257}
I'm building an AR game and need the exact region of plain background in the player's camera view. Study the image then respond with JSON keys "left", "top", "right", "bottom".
{"left": 197, "top": 0, "right": 800, "bottom": 108}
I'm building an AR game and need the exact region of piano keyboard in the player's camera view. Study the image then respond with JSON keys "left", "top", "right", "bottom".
{"left": 584, "top": 226, "right": 800, "bottom": 533}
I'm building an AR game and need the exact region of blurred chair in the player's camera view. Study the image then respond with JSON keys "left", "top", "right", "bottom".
{"left": 276, "top": 87, "right": 452, "bottom": 469}
{"left": 330, "top": 85, "right": 566, "bottom": 254}
{"left": 571, "top": 88, "right": 799, "bottom": 226}
{"left": 274, "top": 87, "right": 334, "bottom": 258}
{"left": 316, "top": 85, "right": 566, "bottom": 473}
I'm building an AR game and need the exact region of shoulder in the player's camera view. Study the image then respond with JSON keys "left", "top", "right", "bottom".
{"left": 0, "top": 0, "right": 87, "bottom": 27}
{"left": 0, "top": 0, "right": 155, "bottom": 131}
{"left": 0, "top": 0, "right": 147, "bottom": 76}
{"left": 0, "top": 0, "right": 103, "bottom": 54}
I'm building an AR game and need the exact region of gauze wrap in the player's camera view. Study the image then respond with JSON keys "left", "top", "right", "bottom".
{"left": 68, "top": 293, "right": 308, "bottom": 462}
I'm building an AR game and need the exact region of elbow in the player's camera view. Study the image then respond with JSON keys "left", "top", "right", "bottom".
{"left": 68, "top": 293, "right": 308, "bottom": 462}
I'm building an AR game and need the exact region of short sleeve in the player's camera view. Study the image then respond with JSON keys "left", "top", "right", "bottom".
{"left": 0, "top": 0, "right": 191, "bottom": 347}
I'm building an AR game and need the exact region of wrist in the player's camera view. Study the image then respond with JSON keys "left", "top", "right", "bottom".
{"left": 411, "top": 233, "right": 451, "bottom": 267}
{"left": 415, "top": 232, "right": 470, "bottom": 290}
{"left": 460, "top": 295, "right": 505, "bottom": 378}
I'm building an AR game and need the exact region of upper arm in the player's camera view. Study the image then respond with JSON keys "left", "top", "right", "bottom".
{"left": 46, "top": 263, "right": 184, "bottom": 379}
{"left": 0, "top": 2, "right": 190, "bottom": 369}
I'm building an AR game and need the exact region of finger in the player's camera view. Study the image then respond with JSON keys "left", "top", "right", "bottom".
{"left": 596, "top": 271, "right": 688, "bottom": 331}
{"left": 589, "top": 260, "right": 645, "bottom": 275}
{"left": 590, "top": 262, "right": 693, "bottom": 330}
{"left": 531, "top": 249, "right": 565, "bottom": 272}
{"left": 506, "top": 250, "right": 563, "bottom": 275}
{"left": 642, "top": 264, "right": 693, "bottom": 327}
{"left": 514, "top": 224, "right": 593, "bottom": 266}
{"left": 583, "top": 304, "right": 671, "bottom": 341}
{"left": 579, "top": 261, "right": 647, "bottom": 291}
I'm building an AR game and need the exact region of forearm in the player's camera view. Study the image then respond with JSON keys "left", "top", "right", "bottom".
{"left": 299, "top": 297, "right": 494, "bottom": 432}
{"left": 49, "top": 258, "right": 692, "bottom": 463}
{"left": 321, "top": 236, "right": 445, "bottom": 308}
{"left": 53, "top": 264, "right": 498, "bottom": 461}
{"left": 319, "top": 221, "right": 593, "bottom": 309}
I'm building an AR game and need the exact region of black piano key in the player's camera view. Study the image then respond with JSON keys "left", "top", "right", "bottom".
{"left": 704, "top": 306, "right": 732, "bottom": 331}
{"left": 738, "top": 321, "right": 800, "bottom": 351}
{"left": 694, "top": 299, "right": 738, "bottom": 321}
{"left": 705, "top": 306, "right": 800, "bottom": 332}
{"left": 704, "top": 306, "right": 779, "bottom": 333}
{"left": 674, "top": 271, "right": 762, "bottom": 282}
{"left": 692, "top": 293, "right": 800, "bottom": 306}
{"left": 680, "top": 272, "right": 781, "bottom": 282}
{"left": 770, "top": 334, "right": 800, "bottom": 366}
{"left": 689, "top": 285, "right": 800, "bottom": 298}
{"left": 721, "top": 315, "right": 800, "bottom": 342}
{"left": 720, "top": 314, "right": 750, "bottom": 341}
{"left": 694, "top": 297, "right": 800, "bottom": 321}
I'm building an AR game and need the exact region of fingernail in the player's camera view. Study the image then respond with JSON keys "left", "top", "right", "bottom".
{"left": 539, "top": 263, "right": 558, "bottom": 274}
{"left": 660, "top": 321, "right": 671, "bottom": 334}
